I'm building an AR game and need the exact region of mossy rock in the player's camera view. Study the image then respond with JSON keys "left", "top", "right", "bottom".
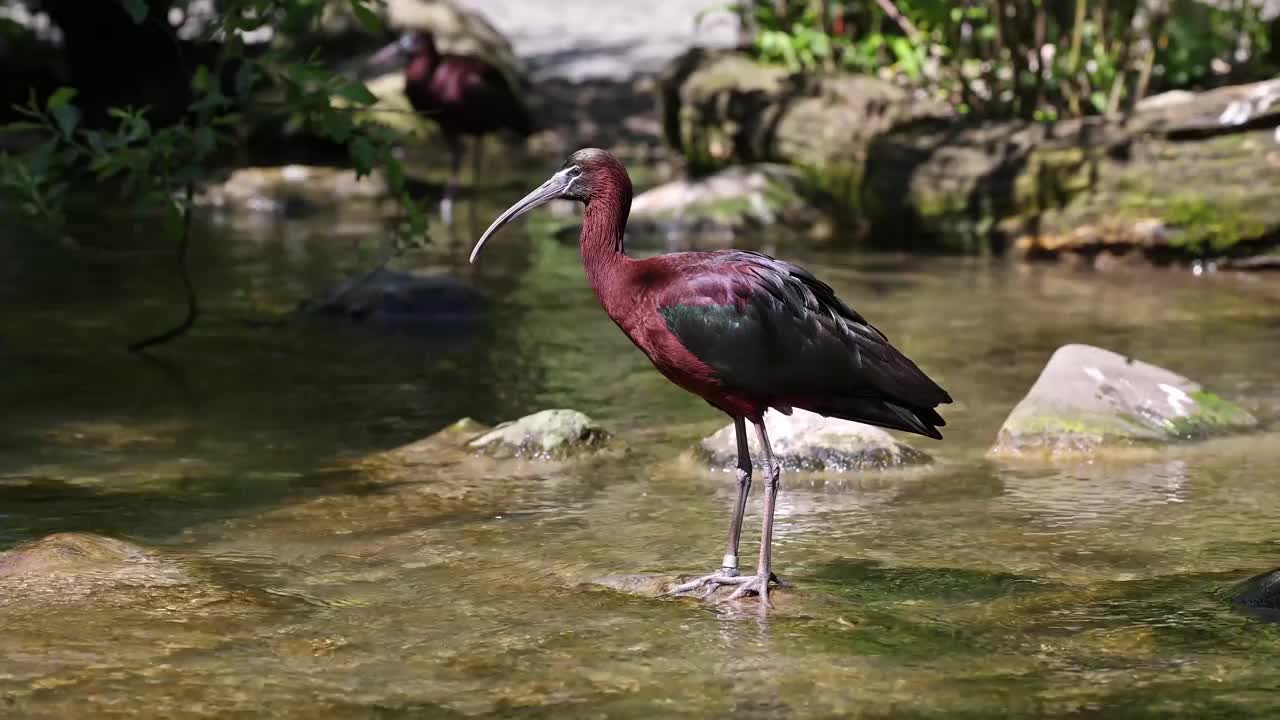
{"left": 658, "top": 48, "right": 943, "bottom": 220}
{"left": 467, "top": 409, "right": 613, "bottom": 460}
{"left": 992, "top": 344, "right": 1258, "bottom": 457}
{"left": 863, "top": 104, "right": 1280, "bottom": 259}
{"left": 696, "top": 409, "right": 931, "bottom": 473}
{"left": 628, "top": 163, "right": 828, "bottom": 242}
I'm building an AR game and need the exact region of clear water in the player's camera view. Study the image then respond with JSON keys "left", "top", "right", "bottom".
{"left": 2, "top": 186, "right": 1279, "bottom": 718}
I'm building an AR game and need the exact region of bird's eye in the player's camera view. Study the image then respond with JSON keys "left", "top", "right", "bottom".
{"left": 567, "top": 166, "right": 582, "bottom": 178}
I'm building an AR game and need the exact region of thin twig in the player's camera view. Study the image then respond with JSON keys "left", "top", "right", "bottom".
{"left": 129, "top": 182, "right": 199, "bottom": 353}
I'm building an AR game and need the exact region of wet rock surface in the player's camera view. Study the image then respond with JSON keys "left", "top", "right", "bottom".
{"left": 628, "top": 163, "right": 826, "bottom": 243}
{"left": 696, "top": 409, "right": 932, "bottom": 473}
{"left": 0, "top": 532, "right": 163, "bottom": 578}
{"left": 0, "top": 533, "right": 205, "bottom": 609}
{"left": 992, "top": 344, "right": 1258, "bottom": 456}
{"left": 1231, "top": 567, "right": 1280, "bottom": 613}
{"left": 230, "top": 414, "right": 619, "bottom": 544}
{"left": 467, "top": 409, "right": 612, "bottom": 460}
{"left": 296, "top": 268, "right": 487, "bottom": 334}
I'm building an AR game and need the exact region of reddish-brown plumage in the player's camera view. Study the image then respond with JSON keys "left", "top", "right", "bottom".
{"left": 398, "top": 31, "right": 531, "bottom": 140}
{"left": 563, "top": 147, "right": 952, "bottom": 422}
{"left": 565, "top": 157, "right": 756, "bottom": 418}
{"left": 472, "top": 148, "right": 951, "bottom": 604}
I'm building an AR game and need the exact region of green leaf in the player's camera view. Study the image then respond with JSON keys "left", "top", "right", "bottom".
{"left": 235, "top": 61, "right": 260, "bottom": 98}
{"left": 349, "top": 136, "right": 376, "bottom": 175}
{"left": 46, "top": 87, "right": 77, "bottom": 111}
{"left": 192, "top": 64, "right": 210, "bottom": 93}
{"left": 119, "top": 0, "right": 148, "bottom": 24}
{"left": 51, "top": 104, "right": 80, "bottom": 137}
{"left": 335, "top": 81, "right": 378, "bottom": 106}
{"left": 349, "top": 0, "right": 383, "bottom": 33}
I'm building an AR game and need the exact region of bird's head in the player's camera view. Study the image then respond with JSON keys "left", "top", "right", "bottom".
{"left": 469, "top": 149, "right": 630, "bottom": 263}
{"left": 397, "top": 30, "right": 436, "bottom": 56}
{"left": 368, "top": 30, "right": 436, "bottom": 70}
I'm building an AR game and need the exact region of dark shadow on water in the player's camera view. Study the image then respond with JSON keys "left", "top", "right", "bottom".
{"left": 807, "top": 558, "right": 1056, "bottom": 603}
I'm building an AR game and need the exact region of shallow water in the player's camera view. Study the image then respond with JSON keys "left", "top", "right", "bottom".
{"left": 2, "top": 188, "right": 1279, "bottom": 718}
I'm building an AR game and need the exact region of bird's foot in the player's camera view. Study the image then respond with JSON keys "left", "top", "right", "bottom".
{"left": 663, "top": 570, "right": 785, "bottom": 603}
{"left": 725, "top": 573, "right": 775, "bottom": 606}
{"left": 664, "top": 569, "right": 742, "bottom": 599}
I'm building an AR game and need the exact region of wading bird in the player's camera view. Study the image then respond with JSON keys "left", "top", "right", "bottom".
{"left": 470, "top": 149, "right": 951, "bottom": 605}
{"left": 371, "top": 30, "right": 532, "bottom": 224}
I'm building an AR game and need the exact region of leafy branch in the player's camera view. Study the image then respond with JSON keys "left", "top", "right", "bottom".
{"left": 0, "top": 0, "right": 426, "bottom": 351}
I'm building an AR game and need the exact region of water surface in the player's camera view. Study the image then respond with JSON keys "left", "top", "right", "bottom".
{"left": 2, "top": 191, "right": 1279, "bottom": 718}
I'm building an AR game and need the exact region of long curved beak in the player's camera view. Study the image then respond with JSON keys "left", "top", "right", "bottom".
{"left": 366, "top": 40, "right": 406, "bottom": 75}
{"left": 469, "top": 170, "right": 572, "bottom": 263}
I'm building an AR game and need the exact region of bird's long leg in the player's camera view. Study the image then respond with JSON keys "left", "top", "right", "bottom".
{"left": 665, "top": 417, "right": 761, "bottom": 599}
{"left": 441, "top": 132, "right": 463, "bottom": 225}
{"left": 722, "top": 416, "right": 752, "bottom": 575}
{"left": 726, "top": 419, "right": 782, "bottom": 605}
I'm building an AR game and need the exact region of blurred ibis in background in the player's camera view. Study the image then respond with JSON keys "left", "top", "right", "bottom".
{"left": 372, "top": 30, "right": 533, "bottom": 224}
{"left": 470, "top": 149, "right": 952, "bottom": 606}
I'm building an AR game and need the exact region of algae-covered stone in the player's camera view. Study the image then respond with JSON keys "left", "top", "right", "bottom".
{"left": 992, "top": 344, "right": 1257, "bottom": 456}
{"left": 467, "top": 409, "right": 611, "bottom": 460}
{"left": 628, "top": 163, "right": 827, "bottom": 243}
{"left": 697, "top": 409, "right": 931, "bottom": 473}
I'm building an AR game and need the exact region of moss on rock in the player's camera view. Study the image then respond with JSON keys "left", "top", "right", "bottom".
{"left": 992, "top": 344, "right": 1259, "bottom": 457}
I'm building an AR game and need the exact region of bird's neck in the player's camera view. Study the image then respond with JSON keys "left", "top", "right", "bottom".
{"left": 579, "top": 179, "right": 633, "bottom": 318}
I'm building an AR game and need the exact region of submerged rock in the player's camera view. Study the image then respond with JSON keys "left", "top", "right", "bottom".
{"left": 467, "top": 409, "right": 612, "bottom": 460}
{"left": 628, "top": 164, "right": 826, "bottom": 243}
{"left": 0, "top": 532, "right": 159, "bottom": 578}
{"left": 1230, "top": 567, "right": 1280, "bottom": 612}
{"left": 297, "top": 268, "right": 486, "bottom": 334}
{"left": 697, "top": 409, "right": 931, "bottom": 473}
{"left": 992, "top": 344, "right": 1258, "bottom": 456}
{"left": 0, "top": 532, "right": 195, "bottom": 605}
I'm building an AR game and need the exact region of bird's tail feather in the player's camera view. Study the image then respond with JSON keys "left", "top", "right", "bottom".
{"left": 805, "top": 397, "right": 945, "bottom": 440}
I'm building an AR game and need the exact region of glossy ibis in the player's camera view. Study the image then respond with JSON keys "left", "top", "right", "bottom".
{"left": 470, "top": 149, "right": 951, "bottom": 605}
{"left": 372, "top": 30, "right": 533, "bottom": 223}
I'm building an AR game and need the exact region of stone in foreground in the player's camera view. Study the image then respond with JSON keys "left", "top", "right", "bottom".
{"left": 992, "top": 344, "right": 1257, "bottom": 456}
{"left": 0, "top": 532, "right": 159, "bottom": 579}
{"left": 467, "top": 409, "right": 611, "bottom": 460}
{"left": 697, "top": 409, "right": 931, "bottom": 473}
{"left": 0, "top": 532, "right": 196, "bottom": 607}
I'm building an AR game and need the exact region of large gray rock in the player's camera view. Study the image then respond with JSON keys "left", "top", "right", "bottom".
{"left": 628, "top": 164, "right": 827, "bottom": 243}
{"left": 467, "top": 409, "right": 612, "bottom": 460}
{"left": 697, "top": 409, "right": 931, "bottom": 473}
{"left": 992, "top": 344, "right": 1258, "bottom": 456}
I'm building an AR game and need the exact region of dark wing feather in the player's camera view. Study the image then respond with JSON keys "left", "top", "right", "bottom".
{"left": 657, "top": 251, "right": 951, "bottom": 438}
